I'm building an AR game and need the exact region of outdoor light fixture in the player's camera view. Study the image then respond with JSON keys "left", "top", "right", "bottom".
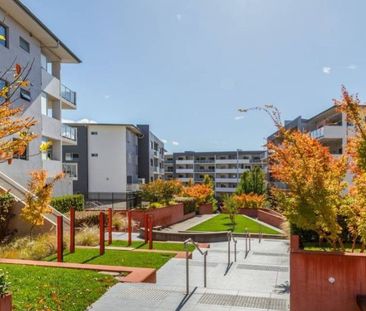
{"left": 328, "top": 277, "right": 336, "bottom": 284}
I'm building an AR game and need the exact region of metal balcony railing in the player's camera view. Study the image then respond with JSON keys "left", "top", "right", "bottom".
{"left": 62, "top": 124, "right": 77, "bottom": 141}
{"left": 61, "top": 84, "right": 77, "bottom": 105}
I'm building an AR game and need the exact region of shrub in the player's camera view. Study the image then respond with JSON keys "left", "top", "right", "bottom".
{"left": 175, "top": 197, "right": 197, "bottom": 214}
{"left": 75, "top": 226, "right": 99, "bottom": 246}
{"left": 72, "top": 211, "right": 100, "bottom": 227}
{"left": 140, "top": 179, "right": 182, "bottom": 205}
{"left": 51, "top": 194, "right": 84, "bottom": 213}
{"left": 0, "top": 192, "right": 15, "bottom": 240}
{"left": 112, "top": 214, "right": 127, "bottom": 231}
{"left": 223, "top": 195, "right": 238, "bottom": 227}
{"left": 0, "top": 269, "right": 10, "bottom": 297}
{"left": 182, "top": 184, "right": 214, "bottom": 206}
{"left": 233, "top": 193, "right": 266, "bottom": 209}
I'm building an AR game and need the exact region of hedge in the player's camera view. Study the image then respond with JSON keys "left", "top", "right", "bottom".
{"left": 175, "top": 197, "right": 197, "bottom": 215}
{"left": 51, "top": 194, "right": 84, "bottom": 213}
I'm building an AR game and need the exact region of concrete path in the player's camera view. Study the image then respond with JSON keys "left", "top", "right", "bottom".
{"left": 89, "top": 238, "right": 290, "bottom": 311}
{"left": 161, "top": 214, "right": 217, "bottom": 233}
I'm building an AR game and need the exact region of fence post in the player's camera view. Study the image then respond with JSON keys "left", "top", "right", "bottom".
{"left": 70, "top": 207, "right": 75, "bottom": 253}
{"left": 99, "top": 212, "right": 105, "bottom": 255}
{"left": 148, "top": 215, "right": 153, "bottom": 250}
{"left": 127, "top": 210, "right": 132, "bottom": 246}
{"left": 108, "top": 208, "right": 113, "bottom": 245}
{"left": 144, "top": 214, "right": 148, "bottom": 243}
{"left": 57, "top": 216, "right": 63, "bottom": 262}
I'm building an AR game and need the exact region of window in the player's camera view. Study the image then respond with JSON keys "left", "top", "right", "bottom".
{"left": 91, "top": 131, "right": 98, "bottom": 135}
{"left": 0, "top": 23, "right": 8, "bottom": 48}
{"left": 41, "top": 92, "right": 52, "bottom": 116}
{"left": 41, "top": 137, "right": 53, "bottom": 160}
{"left": 0, "top": 79, "right": 7, "bottom": 103}
{"left": 65, "top": 153, "right": 79, "bottom": 161}
{"left": 63, "top": 163, "right": 78, "bottom": 180}
{"left": 20, "top": 88, "right": 31, "bottom": 101}
{"left": 127, "top": 175, "right": 132, "bottom": 184}
{"left": 19, "top": 37, "right": 30, "bottom": 53}
{"left": 91, "top": 153, "right": 98, "bottom": 157}
{"left": 150, "top": 159, "right": 153, "bottom": 166}
{"left": 41, "top": 54, "right": 52, "bottom": 74}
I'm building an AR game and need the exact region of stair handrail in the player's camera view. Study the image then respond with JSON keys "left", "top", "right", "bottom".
{"left": 184, "top": 238, "right": 208, "bottom": 295}
{"left": 227, "top": 231, "right": 237, "bottom": 268}
{"left": 0, "top": 170, "right": 70, "bottom": 223}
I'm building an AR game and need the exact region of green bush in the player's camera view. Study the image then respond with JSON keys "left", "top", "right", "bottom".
{"left": 0, "top": 192, "right": 15, "bottom": 240}
{"left": 175, "top": 197, "right": 197, "bottom": 215}
{"left": 51, "top": 194, "right": 84, "bottom": 213}
{"left": 72, "top": 211, "right": 100, "bottom": 227}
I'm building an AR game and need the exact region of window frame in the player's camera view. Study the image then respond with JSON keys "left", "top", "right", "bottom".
{"left": 63, "top": 163, "right": 78, "bottom": 180}
{"left": 20, "top": 88, "right": 31, "bottom": 101}
{"left": 19, "top": 36, "right": 30, "bottom": 53}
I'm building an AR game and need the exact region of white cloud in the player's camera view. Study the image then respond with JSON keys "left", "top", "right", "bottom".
{"left": 234, "top": 116, "right": 244, "bottom": 120}
{"left": 347, "top": 64, "right": 357, "bottom": 70}
{"left": 172, "top": 141, "right": 179, "bottom": 146}
{"left": 176, "top": 14, "right": 182, "bottom": 21}
{"left": 322, "top": 67, "right": 331, "bottom": 74}
{"left": 62, "top": 118, "right": 75, "bottom": 123}
{"left": 77, "top": 118, "right": 97, "bottom": 124}
{"left": 161, "top": 139, "right": 168, "bottom": 144}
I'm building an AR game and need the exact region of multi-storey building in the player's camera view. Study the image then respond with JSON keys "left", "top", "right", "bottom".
{"left": 137, "top": 124, "right": 165, "bottom": 183}
{"left": 62, "top": 123, "right": 143, "bottom": 203}
{"left": 164, "top": 150, "right": 266, "bottom": 197}
{"left": 0, "top": 0, "right": 80, "bottom": 196}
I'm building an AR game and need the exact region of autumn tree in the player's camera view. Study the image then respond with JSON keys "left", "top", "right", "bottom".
{"left": 223, "top": 195, "right": 238, "bottom": 228}
{"left": 334, "top": 87, "right": 366, "bottom": 252}
{"left": 0, "top": 61, "right": 37, "bottom": 162}
{"left": 236, "top": 166, "right": 266, "bottom": 195}
{"left": 140, "top": 179, "right": 183, "bottom": 205}
{"left": 21, "top": 170, "right": 64, "bottom": 235}
{"left": 240, "top": 105, "right": 347, "bottom": 248}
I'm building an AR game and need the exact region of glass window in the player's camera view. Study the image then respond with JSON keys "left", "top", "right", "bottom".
{"left": 20, "top": 88, "right": 31, "bottom": 101}
{"left": 91, "top": 153, "right": 98, "bottom": 157}
{"left": 41, "top": 54, "right": 52, "bottom": 74}
{"left": 63, "top": 163, "right": 78, "bottom": 180}
{"left": 19, "top": 37, "right": 30, "bottom": 53}
{"left": 91, "top": 131, "right": 98, "bottom": 135}
{"left": 41, "top": 92, "right": 51, "bottom": 116}
{"left": 0, "top": 23, "right": 8, "bottom": 47}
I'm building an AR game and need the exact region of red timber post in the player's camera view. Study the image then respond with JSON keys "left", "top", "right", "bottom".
{"left": 148, "top": 215, "right": 153, "bottom": 250}
{"left": 70, "top": 207, "right": 75, "bottom": 253}
{"left": 108, "top": 208, "right": 113, "bottom": 245}
{"left": 127, "top": 210, "right": 132, "bottom": 246}
{"left": 57, "top": 216, "right": 63, "bottom": 262}
{"left": 99, "top": 212, "right": 105, "bottom": 255}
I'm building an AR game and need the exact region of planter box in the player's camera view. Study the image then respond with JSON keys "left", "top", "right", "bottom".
{"left": 238, "top": 208, "right": 259, "bottom": 218}
{"left": 198, "top": 204, "right": 213, "bottom": 215}
{"left": 291, "top": 235, "right": 366, "bottom": 311}
{"left": 0, "top": 294, "right": 12, "bottom": 311}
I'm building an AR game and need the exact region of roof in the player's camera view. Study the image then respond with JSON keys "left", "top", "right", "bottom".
{"left": 1, "top": 0, "right": 81, "bottom": 63}
{"left": 64, "top": 122, "right": 144, "bottom": 137}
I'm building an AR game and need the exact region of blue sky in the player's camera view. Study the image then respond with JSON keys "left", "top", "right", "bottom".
{"left": 23, "top": 0, "right": 366, "bottom": 153}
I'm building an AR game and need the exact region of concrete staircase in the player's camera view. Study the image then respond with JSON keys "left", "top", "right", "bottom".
{"left": 0, "top": 170, "right": 70, "bottom": 230}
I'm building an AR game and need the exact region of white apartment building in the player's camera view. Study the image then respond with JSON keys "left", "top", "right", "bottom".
{"left": 0, "top": 0, "right": 80, "bottom": 196}
{"left": 164, "top": 151, "right": 266, "bottom": 197}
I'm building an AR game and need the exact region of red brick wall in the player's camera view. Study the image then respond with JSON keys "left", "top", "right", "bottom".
{"left": 257, "top": 209, "right": 284, "bottom": 229}
{"left": 290, "top": 236, "right": 366, "bottom": 311}
{"left": 199, "top": 204, "right": 213, "bottom": 215}
{"left": 238, "top": 208, "right": 259, "bottom": 218}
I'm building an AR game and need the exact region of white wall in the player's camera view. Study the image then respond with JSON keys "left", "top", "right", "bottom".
{"left": 87, "top": 125, "right": 127, "bottom": 193}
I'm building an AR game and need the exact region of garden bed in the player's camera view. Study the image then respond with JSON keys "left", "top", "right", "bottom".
{"left": 187, "top": 214, "right": 281, "bottom": 234}
{"left": 109, "top": 240, "right": 195, "bottom": 252}
{"left": 0, "top": 263, "right": 116, "bottom": 311}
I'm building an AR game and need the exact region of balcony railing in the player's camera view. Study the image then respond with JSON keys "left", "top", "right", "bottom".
{"left": 62, "top": 124, "right": 77, "bottom": 141}
{"left": 61, "top": 84, "right": 77, "bottom": 105}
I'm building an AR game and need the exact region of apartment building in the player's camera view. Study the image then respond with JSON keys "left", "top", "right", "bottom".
{"left": 164, "top": 151, "right": 266, "bottom": 197}
{"left": 0, "top": 0, "right": 81, "bottom": 195}
{"left": 267, "top": 105, "right": 355, "bottom": 187}
{"left": 137, "top": 124, "right": 165, "bottom": 183}
{"left": 62, "top": 123, "right": 143, "bottom": 201}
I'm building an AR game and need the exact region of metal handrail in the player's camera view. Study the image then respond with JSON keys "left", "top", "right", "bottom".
{"left": 184, "top": 238, "right": 208, "bottom": 295}
{"left": 244, "top": 229, "right": 252, "bottom": 259}
{"left": 227, "top": 231, "right": 237, "bottom": 267}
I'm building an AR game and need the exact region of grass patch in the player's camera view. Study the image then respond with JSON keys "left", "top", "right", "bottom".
{"left": 0, "top": 263, "right": 116, "bottom": 311}
{"left": 109, "top": 240, "right": 195, "bottom": 252}
{"left": 45, "top": 248, "right": 174, "bottom": 269}
{"left": 303, "top": 242, "right": 364, "bottom": 253}
{"left": 187, "top": 214, "right": 281, "bottom": 234}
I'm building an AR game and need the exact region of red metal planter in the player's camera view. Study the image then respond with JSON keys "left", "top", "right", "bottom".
{"left": 0, "top": 294, "right": 12, "bottom": 311}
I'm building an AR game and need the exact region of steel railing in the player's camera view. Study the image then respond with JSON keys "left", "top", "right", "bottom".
{"left": 244, "top": 229, "right": 252, "bottom": 259}
{"left": 184, "top": 238, "right": 208, "bottom": 295}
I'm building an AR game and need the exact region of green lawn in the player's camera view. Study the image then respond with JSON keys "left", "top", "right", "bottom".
{"left": 46, "top": 248, "right": 174, "bottom": 269}
{"left": 188, "top": 214, "right": 281, "bottom": 234}
{"left": 0, "top": 263, "right": 116, "bottom": 311}
{"left": 109, "top": 240, "right": 195, "bottom": 252}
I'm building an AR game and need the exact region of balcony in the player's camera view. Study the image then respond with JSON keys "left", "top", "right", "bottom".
{"left": 195, "top": 159, "right": 215, "bottom": 164}
{"left": 215, "top": 178, "right": 239, "bottom": 183}
{"left": 215, "top": 187, "right": 236, "bottom": 193}
{"left": 42, "top": 68, "right": 60, "bottom": 100}
{"left": 178, "top": 177, "right": 193, "bottom": 182}
{"left": 126, "top": 184, "right": 140, "bottom": 192}
{"left": 176, "top": 168, "right": 194, "bottom": 173}
{"left": 216, "top": 159, "right": 250, "bottom": 164}
{"left": 310, "top": 125, "right": 344, "bottom": 140}
{"left": 61, "top": 84, "right": 77, "bottom": 109}
{"left": 176, "top": 159, "right": 194, "bottom": 165}
{"left": 61, "top": 124, "right": 77, "bottom": 145}
{"left": 216, "top": 168, "right": 246, "bottom": 174}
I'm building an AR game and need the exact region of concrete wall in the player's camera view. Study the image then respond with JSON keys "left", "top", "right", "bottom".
{"left": 290, "top": 235, "right": 366, "bottom": 311}
{"left": 88, "top": 125, "right": 127, "bottom": 193}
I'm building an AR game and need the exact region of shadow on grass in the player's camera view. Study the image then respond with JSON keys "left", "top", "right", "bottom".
{"left": 82, "top": 254, "right": 103, "bottom": 264}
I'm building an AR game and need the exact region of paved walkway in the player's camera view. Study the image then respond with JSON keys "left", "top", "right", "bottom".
{"left": 90, "top": 238, "right": 290, "bottom": 311}
{"left": 161, "top": 214, "right": 217, "bottom": 233}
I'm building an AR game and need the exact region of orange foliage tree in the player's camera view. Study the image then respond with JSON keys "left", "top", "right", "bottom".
{"left": 233, "top": 193, "right": 266, "bottom": 209}
{"left": 182, "top": 183, "right": 214, "bottom": 206}
{"left": 140, "top": 179, "right": 183, "bottom": 205}
{"left": 334, "top": 87, "right": 366, "bottom": 251}
{"left": 0, "top": 62, "right": 37, "bottom": 162}
{"left": 241, "top": 105, "right": 347, "bottom": 248}
{"left": 21, "top": 170, "right": 64, "bottom": 235}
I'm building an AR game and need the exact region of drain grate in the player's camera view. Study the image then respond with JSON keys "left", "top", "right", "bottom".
{"left": 253, "top": 252, "right": 288, "bottom": 257}
{"left": 119, "top": 287, "right": 171, "bottom": 302}
{"left": 199, "top": 293, "right": 288, "bottom": 310}
{"left": 178, "top": 261, "right": 218, "bottom": 267}
{"left": 237, "top": 264, "right": 288, "bottom": 272}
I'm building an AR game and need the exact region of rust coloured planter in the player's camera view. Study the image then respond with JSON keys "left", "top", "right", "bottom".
{"left": 0, "top": 294, "right": 12, "bottom": 311}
